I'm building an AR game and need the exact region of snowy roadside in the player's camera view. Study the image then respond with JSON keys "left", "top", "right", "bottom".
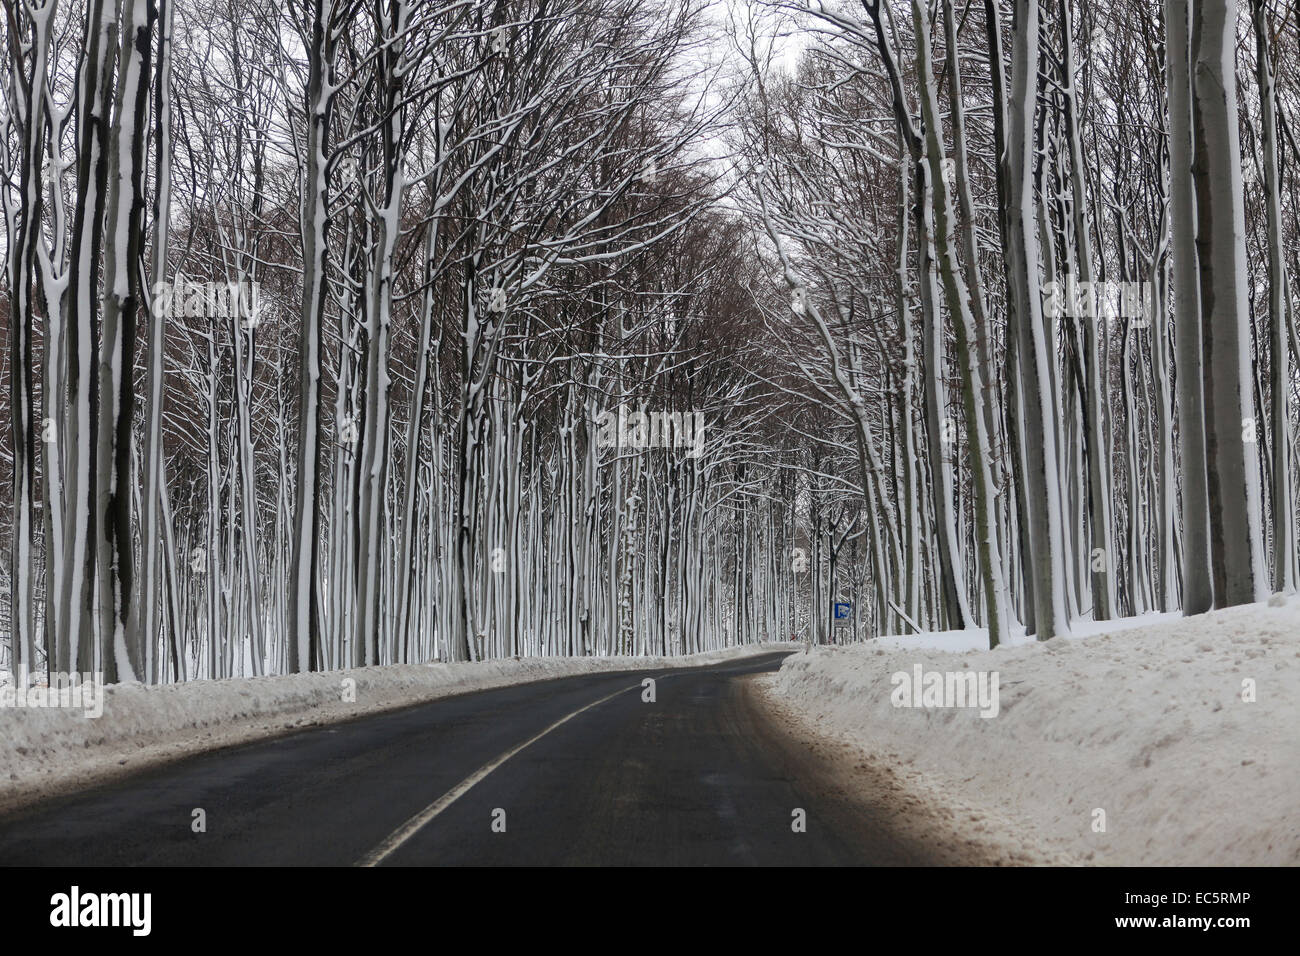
{"left": 0, "top": 642, "right": 791, "bottom": 816}
{"left": 759, "top": 601, "right": 1300, "bottom": 866}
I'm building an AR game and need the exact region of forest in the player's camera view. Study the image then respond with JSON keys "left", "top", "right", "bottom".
{"left": 0, "top": 0, "right": 1296, "bottom": 684}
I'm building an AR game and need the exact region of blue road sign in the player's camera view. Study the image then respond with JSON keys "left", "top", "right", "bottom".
{"left": 833, "top": 602, "right": 852, "bottom": 621}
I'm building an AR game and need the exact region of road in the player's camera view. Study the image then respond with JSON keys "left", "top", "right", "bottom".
{"left": 0, "top": 652, "right": 944, "bottom": 866}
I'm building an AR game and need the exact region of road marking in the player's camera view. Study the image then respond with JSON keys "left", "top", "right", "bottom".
{"left": 356, "top": 682, "right": 639, "bottom": 866}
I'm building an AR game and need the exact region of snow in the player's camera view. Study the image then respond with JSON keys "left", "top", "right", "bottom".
{"left": 762, "top": 602, "right": 1300, "bottom": 865}
{"left": 0, "top": 642, "right": 790, "bottom": 816}
{"left": 873, "top": 610, "right": 1181, "bottom": 653}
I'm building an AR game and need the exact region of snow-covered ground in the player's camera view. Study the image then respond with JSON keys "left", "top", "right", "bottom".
{"left": 866, "top": 610, "right": 1182, "bottom": 653}
{"left": 761, "top": 600, "right": 1300, "bottom": 865}
{"left": 0, "top": 642, "right": 789, "bottom": 815}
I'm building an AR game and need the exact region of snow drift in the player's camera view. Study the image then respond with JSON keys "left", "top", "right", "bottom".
{"left": 763, "top": 601, "right": 1299, "bottom": 865}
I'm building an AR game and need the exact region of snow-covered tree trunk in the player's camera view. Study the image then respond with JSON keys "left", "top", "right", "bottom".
{"left": 912, "top": 0, "right": 1011, "bottom": 646}
{"left": 1165, "top": 0, "right": 1213, "bottom": 615}
{"left": 1057, "top": 0, "right": 1115, "bottom": 621}
{"left": 1249, "top": 0, "right": 1296, "bottom": 595}
{"left": 1007, "top": 0, "right": 1069, "bottom": 639}
{"left": 1191, "top": 0, "right": 1266, "bottom": 607}
{"left": 3, "top": 0, "right": 59, "bottom": 687}
{"left": 132, "top": 0, "right": 175, "bottom": 684}
{"left": 287, "top": 0, "right": 338, "bottom": 673}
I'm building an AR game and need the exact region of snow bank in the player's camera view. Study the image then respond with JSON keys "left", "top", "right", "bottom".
{"left": 871, "top": 610, "right": 1181, "bottom": 653}
{"left": 764, "top": 603, "right": 1299, "bottom": 865}
{"left": 0, "top": 643, "right": 790, "bottom": 816}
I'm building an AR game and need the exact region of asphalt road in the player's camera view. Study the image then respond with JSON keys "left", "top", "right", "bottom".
{"left": 0, "top": 651, "right": 943, "bottom": 866}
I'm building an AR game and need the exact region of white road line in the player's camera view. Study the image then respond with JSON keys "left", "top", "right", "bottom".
{"left": 356, "top": 682, "right": 640, "bottom": 866}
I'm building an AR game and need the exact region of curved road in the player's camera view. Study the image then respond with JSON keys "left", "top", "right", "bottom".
{"left": 0, "top": 652, "right": 942, "bottom": 866}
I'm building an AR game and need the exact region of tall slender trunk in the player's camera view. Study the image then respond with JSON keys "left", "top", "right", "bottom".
{"left": 287, "top": 0, "right": 335, "bottom": 672}
{"left": 1166, "top": 0, "right": 1213, "bottom": 615}
{"left": 1191, "top": 0, "right": 1266, "bottom": 607}
{"left": 1250, "top": 0, "right": 1295, "bottom": 594}
{"left": 1007, "top": 0, "right": 1068, "bottom": 638}
{"left": 62, "top": 0, "right": 118, "bottom": 673}
{"left": 134, "top": 0, "right": 174, "bottom": 682}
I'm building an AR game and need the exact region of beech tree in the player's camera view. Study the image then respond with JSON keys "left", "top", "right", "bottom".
{"left": 0, "top": 0, "right": 1296, "bottom": 681}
